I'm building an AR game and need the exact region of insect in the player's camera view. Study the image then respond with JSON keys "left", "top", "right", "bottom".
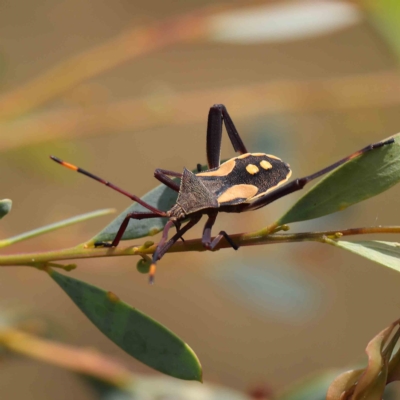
{"left": 51, "top": 104, "right": 394, "bottom": 283}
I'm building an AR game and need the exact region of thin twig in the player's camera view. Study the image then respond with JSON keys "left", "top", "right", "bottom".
{"left": 0, "top": 225, "right": 398, "bottom": 267}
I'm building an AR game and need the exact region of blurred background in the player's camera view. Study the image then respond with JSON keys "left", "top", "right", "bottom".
{"left": 1, "top": 0, "right": 400, "bottom": 398}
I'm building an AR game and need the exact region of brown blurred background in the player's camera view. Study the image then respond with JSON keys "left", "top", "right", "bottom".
{"left": 1, "top": 0, "right": 400, "bottom": 398}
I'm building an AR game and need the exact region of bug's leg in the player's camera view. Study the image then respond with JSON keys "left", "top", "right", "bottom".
{"left": 209, "top": 231, "right": 239, "bottom": 251}
{"left": 202, "top": 213, "right": 238, "bottom": 250}
{"left": 206, "top": 104, "right": 248, "bottom": 169}
{"left": 94, "top": 212, "right": 164, "bottom": 248}
{"left": 149, "top": 215, "right": 202, "bottom": 284}
{"left": 51, "top": 156, "right": 165, "bottom": 216}
{"left": 154, "top": 169, "right": 182, "bottom": 192}
{"left": 197, "top": 164, "right": 202, "bottom": 173}
{"left": 153, "top": 168, "right": 185, "bottom": 239}
{"left": 244, "top": 137, "right": 396, "bottom": 211}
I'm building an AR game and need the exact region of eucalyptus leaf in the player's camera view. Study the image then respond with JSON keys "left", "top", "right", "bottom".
{"left": 92, "top": 165, "right": 208, "bottom": 243}
{"left": 0, "top": 199, "right": 12, "bottom": 219}
{"left": 92, "top": 184, "right": 176, "bottom": 243}
{"left": 327, "top": 240, "right": 400, "bottom": 273}
{"left": 49, "top": 270, "right": 202, "bottom": 381}
{"left": 278, "top": 134, "right": 400, "bottom": 225}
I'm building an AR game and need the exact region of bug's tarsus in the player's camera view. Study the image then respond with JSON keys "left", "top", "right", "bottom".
{"left": 202, "top": 213, "right": 238, "bottom": 250}
{"left": 94, "top": 241, "right": 114, "bottom": 248}
{"left": 197, "top": 163, "right": 202, "bottom": 173}
{"left": 95, "top": 211, "right": 166, "bottom": 248}
{"left": 210, "top": 231, "right": 238, "bottom": 251}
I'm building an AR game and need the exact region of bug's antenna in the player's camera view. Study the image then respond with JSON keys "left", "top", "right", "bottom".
{"left": 50, "top": 156, "right": 166, "bottom": 216}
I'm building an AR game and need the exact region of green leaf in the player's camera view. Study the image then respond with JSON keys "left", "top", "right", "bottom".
{"left": 277, "top": 135, "right": 400, "bottom": 225}
{"left": 92, "top": 185, "right": 176, "bottom": 243}
{"left": 362, "top": 1, "right": 400, "bottom": 61}
{"left": 326, "top": 240, "right": 400, "bottom": 273}
{"left": 91, "top": 165, "right": 208, "bottom": 243}
{"left": 0, "top": 199, "right": 12, "bottom": 219}
{"left": 49, "top": 270, "right": 202, "bottom": 381}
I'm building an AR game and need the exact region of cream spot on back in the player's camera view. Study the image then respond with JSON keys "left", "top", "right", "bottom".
{"left": 246, "top": 164, "right": 259, "bottom": 175}
{"left": 238, "top": 153, "right": 251, "bottom": 159}
{"left": 260, "top": 160, "right": 272, "bottom": 170}
{"left": 197, "top": 159, "right": 236, "bottom": 177}
{"left": 218, "top": 184, "right": 258, "bottom": 203}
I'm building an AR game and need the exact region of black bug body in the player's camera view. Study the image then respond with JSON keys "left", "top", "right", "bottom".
{"left": 51, "top": 104, "right": 394, "bottom": 283}
{"left": 170, "top": 154, "right": 291, "bottom": 219}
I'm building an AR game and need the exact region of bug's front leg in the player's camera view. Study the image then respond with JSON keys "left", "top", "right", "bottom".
{"left": 202, "top": 213, "right": 239, "bottom": 251}
{"left": 94, "top": 211, "right": 166, "bottom": 248}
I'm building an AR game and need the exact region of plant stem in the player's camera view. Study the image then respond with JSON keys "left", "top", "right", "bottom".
{"left": 0, "top": 225, "right": 398, "bottom": 267}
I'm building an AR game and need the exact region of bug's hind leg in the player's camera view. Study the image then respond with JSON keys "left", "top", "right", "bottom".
{"left": 206, "top": 104, "right": 248, "bottom": 169}
{"left": 94, "top": 211, "right": 166, "bottom": 248}
{"left": 243, "top": 137, "right": 395, "bottom": 212}
{"left": 202, "top": 213, "right": 238, "bottom": 251}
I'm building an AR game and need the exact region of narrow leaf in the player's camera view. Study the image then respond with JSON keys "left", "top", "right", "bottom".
{"left": 0, "top": 328, "right": 134, "bottom": 388}
{"left": 0, "top": 208, "right": 115, "bottom": 249}
{"left": 0, "top": 199, "right": 12, "bottom": 220}
{"left": 208, "top": 2, "right": 361, "bottom": 44}
{"left": 278, "top": 134, "right": 400, "bottom": 225}
{"left": 326, "top": 320, "right": 400, "bottom": 400}
{"left": 49, "top": 270, "right": 202, "bottom": 381}
{"left": 326, "top": 240, "right": 400, "bottom": 273}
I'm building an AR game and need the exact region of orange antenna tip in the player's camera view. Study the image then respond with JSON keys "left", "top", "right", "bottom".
{"left": 50, "top": 156, "right": 78, "bottom": 171}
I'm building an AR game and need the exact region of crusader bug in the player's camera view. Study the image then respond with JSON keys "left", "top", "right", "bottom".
{"left": 51, "top": 104, "right": 394, "bottom": 283}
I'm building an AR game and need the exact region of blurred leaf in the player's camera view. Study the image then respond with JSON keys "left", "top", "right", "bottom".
{"left": 277, "top": 134, "right": 400, "bottom": 225}
{"left": 363, "top": 0, "right": 400, "bottom": 60}
{"left": 326, "top": 319, "right": 400, "bottom": 400}
{"left": 277, "top": 369, "right": 350, "bottom": 400}
{"left": 0, "top": 328, "right": 134, "bottom": 388}
{"left": 208, "top": 2, "right": 361, "bottom": 44}
{"left": 49, "top": 270, "right": 202, "bottom": 381}
{"left": 91, "top": 165, "right": 208, "bottom": 243}
{"left": 0, "top": 199, "right": 12, "bottom": 220}
{"left": 327, "top": 240, "right": 400, "bottom": 273}
{"left": 125, "top": 376, "right": 251, "bottom": 400}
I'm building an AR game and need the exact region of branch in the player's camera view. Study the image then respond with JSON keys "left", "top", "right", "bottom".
{"left": 0, "top": 225, "right": 398, "bottom": 268}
